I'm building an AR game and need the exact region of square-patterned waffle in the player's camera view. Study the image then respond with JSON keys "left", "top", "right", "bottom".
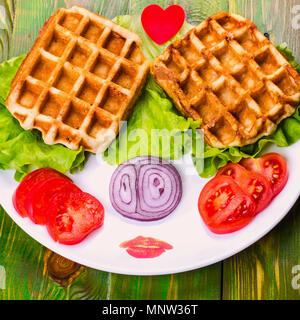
{"left": 6, "top": 6, "right": 150, "bottom": 153}
{"left": 151, "top": 12, "right": 300, "bottom": 148}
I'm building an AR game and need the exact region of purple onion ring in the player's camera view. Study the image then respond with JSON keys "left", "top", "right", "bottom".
{"left": 109, "top": 156, "right": 182, "bottom": 221}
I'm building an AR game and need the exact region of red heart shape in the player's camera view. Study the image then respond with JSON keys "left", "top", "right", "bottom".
{"left": 141, "top": 5, "right": 185, "bottom": 45}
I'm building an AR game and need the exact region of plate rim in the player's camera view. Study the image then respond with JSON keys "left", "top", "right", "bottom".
{"left": 1, "top": 149, "right": 299, "bottom": 276}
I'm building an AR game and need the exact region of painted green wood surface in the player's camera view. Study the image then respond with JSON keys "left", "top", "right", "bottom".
{"left": 224, "top": 0, "right": 300, "bottom": 300}
{"left": 0, "top": 0, "right": 299, "bottom": 300}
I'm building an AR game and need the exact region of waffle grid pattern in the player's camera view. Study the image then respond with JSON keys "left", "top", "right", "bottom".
{"left": 151, "top": 12, "right": 300, "bottom": 148}
{"left": 6, "top": 6, "right": 150, "bottom": 153}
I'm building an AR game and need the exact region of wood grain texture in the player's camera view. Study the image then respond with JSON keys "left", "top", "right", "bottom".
{"left": 0, "top": 0, "right": 299, "bottom": 300}
{"left": 0, "top": 0, "right": 223, "bottom": 301}
{"left": 223, "top": 0, "right": 300, "bottom": 300}
{"left": 0, "top": 0, "right": 15, "bottom": 60}
{"left": 223, "top": 199, "right": 300, "bottom": 300}
{"left": 130, "top": 0, "right": 229, "bottom": 24}
{"left": 229, "top": 0, "right": 300, "bottom": 61}
{"left": 110, "top": 264, "right": 221, "bottom": 300}
{"left": 0, "top": 206, "right": 110, "bottom": 299}
{"left": 8, "top": 0, "right": 130, "bottom": 57}
{"left": 0, "top": 206, "right": 65, "bottom": 299}
{"left": 109, "top": 0, "right": 224, "bottom": 301}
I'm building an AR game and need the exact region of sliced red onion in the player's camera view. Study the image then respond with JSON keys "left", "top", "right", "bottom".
{"left": 109, "top": 156, "right": 182, "bottom": 221}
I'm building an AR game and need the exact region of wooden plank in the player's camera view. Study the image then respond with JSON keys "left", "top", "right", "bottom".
{"left": 130, "top": 0, "right": 229, "bottom": 24}
{"left": 0, "top": 206, "right": 111, "bottom": 299}
{"left": 8, "top": 0, "right": 130, "bottom": 58}
{"left": 0, "top": 0, "right": 15, "bottom": 61}
{"left": 109, "top": 0, "right": 229, "bottom": 300}
{"left": 9, "top": 0, "right": 56, "bottom": 58}
{"left": 0, "top": 0, "right": 130, "bottom": 300}
{"left": 2, "top": 0, "right": 299, "bottom": 301}
{"left": 223, "top": 0, "right": 300, "bottom": 300}
{"left": 223, "top": 199, "right": 300, "bottom": 300}
{"left": 5, "top": 0, "right": 300, "bottom": 301}
{"left": 0, "top": 0, "right": 225, "bottom": 301}
{"left": 110, "top": 264, "right": 221, "bottom": 300}
{"left": 0, "top": 206, "right": 65, "bottom": 299}
{"left": 228, "top": 0, "right": 300, "bottom": 60}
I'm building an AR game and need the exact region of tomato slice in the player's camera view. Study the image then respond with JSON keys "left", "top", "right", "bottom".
{"left": 239, "top": 158, "right": 260, "bottom": 173}
{"left": 13, "top": 168, "right": 71, "bottom": 218}
{"left": 217, "top": 163, "right": 273, "bottom": 214}
{"left": 198, "top": 176, "right": 256, "bottom": 234}
{"left": 240, "top": 153, "right": 288, "bottom": 197}
{"left": 25, "top": 177, "right": 81, "bottom": 225}
{"left": 46, "top": 191, "right": 105, "bottom": 245}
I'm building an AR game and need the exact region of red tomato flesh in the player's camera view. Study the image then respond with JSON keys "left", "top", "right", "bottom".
{"left": 13, "top": 168, "right": 70, "bottom": 218}
{"left": 240, "top": 153, "right": 288, "bottom": 197}
{"left": 198, "top": 176, "right": 256, "bottom": 234}
{"left": 217, "top": 163, "right": 273, "bottom": 215}
{"left": 25, "top": 177, "right": 81, "bottom": 225}
{"left": 46, "top": 191, "right": 105, "bottom": 245}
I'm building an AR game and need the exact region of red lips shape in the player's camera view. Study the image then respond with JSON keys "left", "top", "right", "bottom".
{"left": 141, "top": 5, "right": 185, "bottom": 45}
{"left": 120, "top": 236, "right": 173, "bottom": 258}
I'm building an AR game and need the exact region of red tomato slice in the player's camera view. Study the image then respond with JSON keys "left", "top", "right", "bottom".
{"left": 25, "top": 177, "right": 81, "bottom": 225}
{"left": 240, "top": 153, "right": 288, "bottom": 197}
{"left": 198, "top": 176, "right": 256, "bottom": 234}
{"left": 46, "top": 191, "right": 105, "bottom": 245}
{"left": 13, "top": 168, "right": 71, "bottom": 218}
{"left": 217, "top": 163, "right": 273, "bottom": 214}
{"left": 239, "top": 158, "right": 260, "bottom": 172}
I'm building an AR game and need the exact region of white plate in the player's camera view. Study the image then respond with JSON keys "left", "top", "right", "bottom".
{"left": 0, "top": 142, "right": 299, "bottom": 275}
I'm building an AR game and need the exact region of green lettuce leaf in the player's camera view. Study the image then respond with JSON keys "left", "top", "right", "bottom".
{"left": 104, "top": 16, "right": 198, "bottom": 165}
{"left": 193, "top": 45, "right": 300, "bottom": 178}
{"left": 276, "top": 43, "right": 300, "bottom": 73}
{"left": 0, "top": 55, "right": 26, "bottom": 103}
{"left": 0, "top": 56, "right": 85, "bottom": 181}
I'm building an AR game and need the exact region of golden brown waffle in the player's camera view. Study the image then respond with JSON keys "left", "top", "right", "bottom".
{"left": 151, "top": 12, "right": 300, "bottom": 148}
{"left": 6, "top": 6, "right": 150, "bottom": 153}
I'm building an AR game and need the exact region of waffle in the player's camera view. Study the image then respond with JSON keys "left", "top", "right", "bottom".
{"left": 151, "top": 12, "right": 300, "bottom": 148}
{"left": 6, "top": 6, "right": 150, "bottom": 153}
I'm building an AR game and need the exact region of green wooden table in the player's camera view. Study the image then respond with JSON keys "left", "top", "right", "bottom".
{"left": 0, "top": 0, "right": 299, "bottom": 300}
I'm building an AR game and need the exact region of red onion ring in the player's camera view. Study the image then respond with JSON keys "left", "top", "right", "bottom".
{"left": 109, "top": 156, "right": 182, "bottom": 221}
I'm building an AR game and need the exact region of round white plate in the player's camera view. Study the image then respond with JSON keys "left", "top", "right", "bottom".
{"left": 0, "top": 142, "right": 299, "bottom": 275}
